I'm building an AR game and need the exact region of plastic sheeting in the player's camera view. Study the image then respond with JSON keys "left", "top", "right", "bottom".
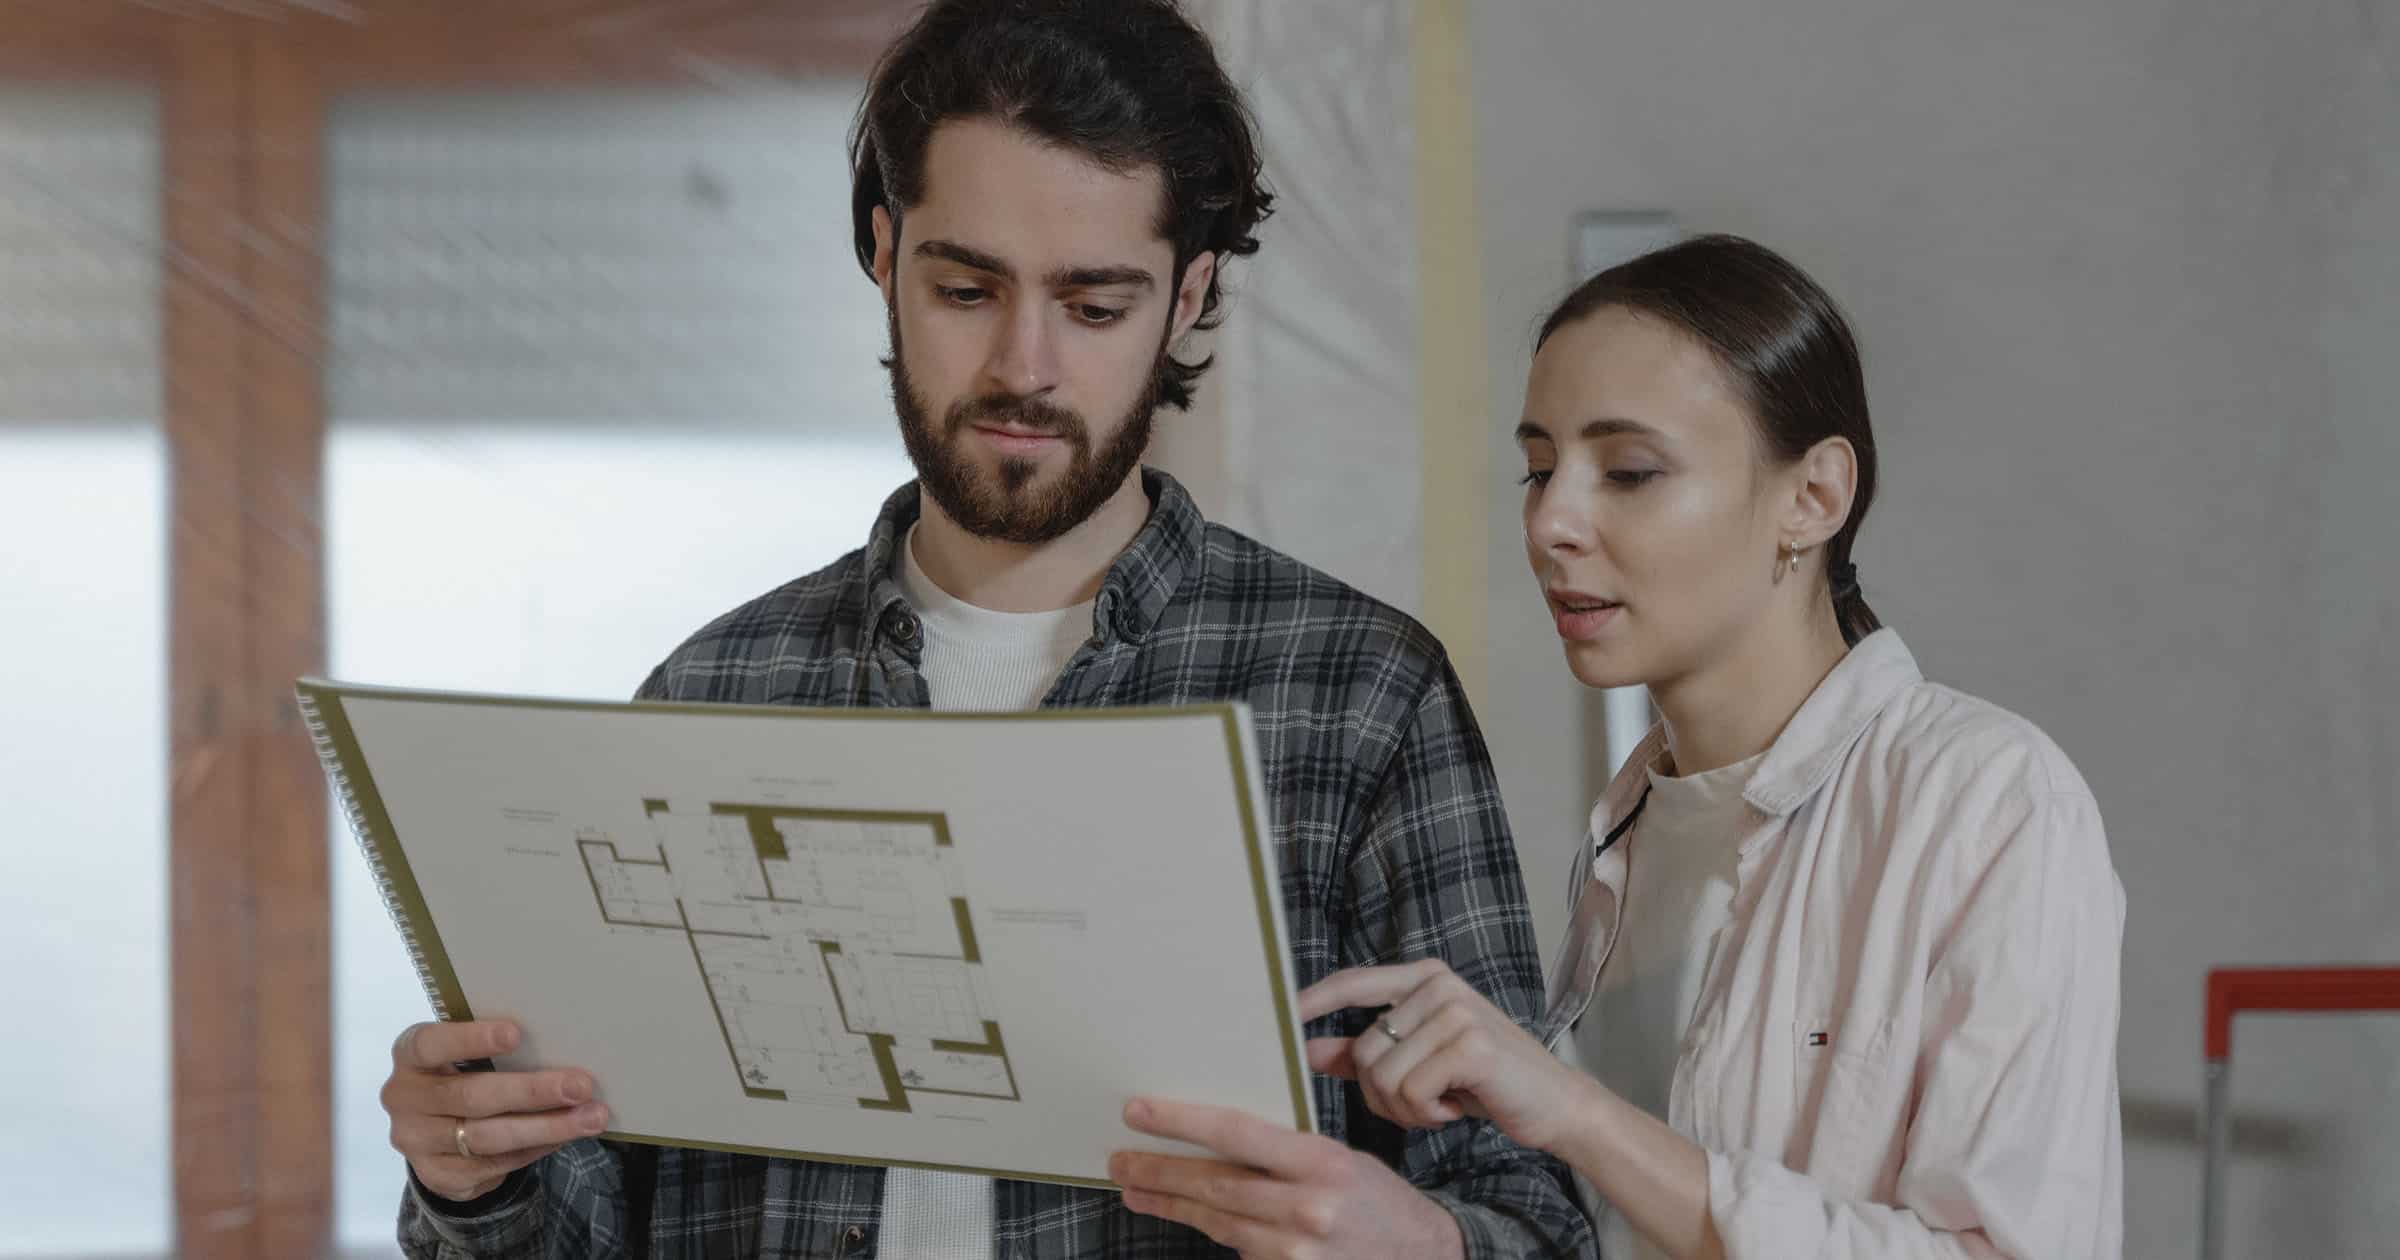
{"left": 0, "top": 5, "right": 1433, "bottom": 1254}
{"left": 1, "top": 82, "right": 175, "bottom": 1256}
{"left": 1187, "top": 0, "right": 1423, "bottom": 615}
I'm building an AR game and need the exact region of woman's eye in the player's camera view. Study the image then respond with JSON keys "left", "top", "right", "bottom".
{"left": 1517, "top": 469, "right": 1553, "bottom": 488}
{"left": 1606, "top": 469, "right": 1662, "bottom": 487}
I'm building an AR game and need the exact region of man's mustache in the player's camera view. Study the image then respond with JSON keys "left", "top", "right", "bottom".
{"left": 947, "top": 394, "right": 1087, "bottom": 440}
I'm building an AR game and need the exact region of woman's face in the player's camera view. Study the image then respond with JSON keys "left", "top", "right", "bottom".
{"left": 1518, "top": 306, "right": 1801, "bottom": 691}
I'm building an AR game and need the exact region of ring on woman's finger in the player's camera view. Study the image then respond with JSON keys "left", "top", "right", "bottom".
{"left": 1379, "top": 1019, "right": 1406, "bottom": 1043}
{"left": 453, "top": 1121, "right": 474, "bottom": 1159}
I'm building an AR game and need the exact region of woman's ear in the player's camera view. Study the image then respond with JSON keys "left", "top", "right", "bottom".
{"left": 1784, "top": 436, "right": 1858, "bottom": 547}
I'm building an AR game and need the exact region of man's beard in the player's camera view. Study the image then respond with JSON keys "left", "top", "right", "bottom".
{"left": 887, "top": 312, "right": 1165, "bottom": 546}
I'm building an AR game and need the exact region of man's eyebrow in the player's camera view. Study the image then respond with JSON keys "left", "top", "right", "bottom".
{"left": 913, "top": 240, "right": 1156, "bottom": 292}
{"left": 1047, "top": 265, "right": 1155, "bottom": 291}
{"left": 914, "top": 239, "right": 1014, "bottom": 279}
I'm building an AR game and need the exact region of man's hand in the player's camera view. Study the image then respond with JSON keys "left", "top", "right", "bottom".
{"left": 1300, "top": 959, "right": 1587, "bottom": 1154}
{"left": 1111, "top": 1097, "right": 1464, "bottom": 1259}
{"left": 381, "top": 1019, "right": 609, "bottom": 1203}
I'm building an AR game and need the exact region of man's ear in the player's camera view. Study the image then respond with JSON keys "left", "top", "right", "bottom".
{"left": 1169, "top": 251, "right": 1217, "bottom": 344}
{"left": 872, "top": 205, "right": 899, "bottom": 305}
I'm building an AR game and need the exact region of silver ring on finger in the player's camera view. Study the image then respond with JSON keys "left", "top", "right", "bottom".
{"left": 1379, "top": 1019, "right": 1405, "bottom": 1043}
{"left": 453, "top": 1120, "right": 474, "bottom": 1159}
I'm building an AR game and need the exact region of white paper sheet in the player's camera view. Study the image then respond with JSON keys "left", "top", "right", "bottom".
{"left": 298, "top": 680, "right": 1312, "bottom": 1188}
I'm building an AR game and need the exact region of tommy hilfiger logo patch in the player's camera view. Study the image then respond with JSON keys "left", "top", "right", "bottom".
{"left": 1806, "top": 1031, "right": 1830, "bottom": 1047}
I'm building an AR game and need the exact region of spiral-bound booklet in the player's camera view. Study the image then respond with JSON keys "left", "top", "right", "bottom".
{"left": 295, "top": 677, "right": 1313, "bottom": 1188}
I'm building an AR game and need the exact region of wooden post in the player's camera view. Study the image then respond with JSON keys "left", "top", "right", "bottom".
{"left": 164, "top": 22, "right": 330, "bottom": 1257}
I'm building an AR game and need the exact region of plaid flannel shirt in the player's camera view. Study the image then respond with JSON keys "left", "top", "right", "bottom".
{"left": 400, "top": 468, "right": 1592, "bottom": 1259}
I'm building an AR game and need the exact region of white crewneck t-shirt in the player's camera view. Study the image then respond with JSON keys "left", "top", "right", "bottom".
{"left": 1582, "top": 747, "right": 1765, "bottom": 1260}
{"left": 876, "top": 526, "right": 1094, "bottom": 1260}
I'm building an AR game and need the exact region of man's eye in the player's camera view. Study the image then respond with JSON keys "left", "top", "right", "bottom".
{"left": 935, "top": 285, "right": 988, "bottom": 305}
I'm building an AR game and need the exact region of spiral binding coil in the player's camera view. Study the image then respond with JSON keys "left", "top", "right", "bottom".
{"left": 295, "top": 689, "right": 452, "bottom": 1022}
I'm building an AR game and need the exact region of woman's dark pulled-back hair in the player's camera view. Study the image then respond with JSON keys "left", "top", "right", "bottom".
{"left": 1537, "top": 234, "right": 1884, "bottom": 645}
{"left": 849, "top": 0, "right": 1275, "bottom": 412}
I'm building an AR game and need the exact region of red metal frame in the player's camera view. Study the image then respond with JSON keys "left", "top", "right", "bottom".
{"left": 2200, "top": 965, "right": 2400, "bottom": 1260}
{"left": 2204, "top": 966, "right": 2400, "bottom": 1060}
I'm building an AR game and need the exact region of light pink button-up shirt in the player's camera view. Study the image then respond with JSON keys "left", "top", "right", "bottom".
{"left": 1541, "top": 630, "right": 2125, "bottom": 1258}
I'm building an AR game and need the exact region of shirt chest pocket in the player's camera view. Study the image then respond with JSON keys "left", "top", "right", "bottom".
{"left": 1790, "top": 1012, "right": 1901, "bottom": 1196}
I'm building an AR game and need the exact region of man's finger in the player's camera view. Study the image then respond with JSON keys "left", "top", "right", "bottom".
{"left": 397, "top": 1019, "right": 520, "bottom": 1071}
{"left": 1123, "top": 1098, "right": 1325, "bottom": 1179}
{"left": 414, "top": 1140, "right": 564, "bottom": 1205}
{"left": 472, "top": 1140, "right": 567, "bottom": 1181}
{"left": 395, "top": 1103, "right": 608, "bottom": 1164}
{"left": 458, "top": 1104, "right": 610, "bottom": 1158}
{"left": 430, "top": 1068, "right": 595, "bottom": 1121}
{"left": 1296, "top": 962, "right": 1441, "bottom": 1023}
{"left": 1109, "top": 1149, "right": 1318, "bottom": 1223}
{"left": 1305, "top": 1036, "right": 1357, "bottom": 1079}
{"left": 1120, "top": 1189, "right": 1271, "bottom": 1254}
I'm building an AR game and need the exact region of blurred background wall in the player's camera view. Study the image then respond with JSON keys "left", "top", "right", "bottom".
{"left": 0, "top": 2, "right": 2390, "bottom": 1257}
{"left": 1466, "top": 5, "right": 2399, "bottom": 1257}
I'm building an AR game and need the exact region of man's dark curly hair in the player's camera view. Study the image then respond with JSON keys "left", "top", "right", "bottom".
{"left": 849, "top": 0, "right": 1275, "bottom": 411}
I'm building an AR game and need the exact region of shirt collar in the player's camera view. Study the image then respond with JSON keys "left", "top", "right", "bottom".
{"left": 1741, "top": 628, "right": 1920, "bottom": 817}
{"left": 1590, "top": 628, "right": 1922, "bottom": 838}
{"left": 856, "top": 466, "right": 1204, "bottom": 650}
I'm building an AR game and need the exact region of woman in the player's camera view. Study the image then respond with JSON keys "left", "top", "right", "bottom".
{"left": 1304, "top": 235, "right": 2124, "bottom": 1258}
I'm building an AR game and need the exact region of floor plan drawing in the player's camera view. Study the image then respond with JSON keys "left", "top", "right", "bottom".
{"left": 575, "top": 800, "right": 1019, "bottom": 1113}
{"left": 310, "top": 682, "right": 1301, "bottom": 1185}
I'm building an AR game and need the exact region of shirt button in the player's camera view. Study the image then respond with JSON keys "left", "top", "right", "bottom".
{"left": 885, "top": 610, "right": 921, "bottom": 647}
{"left": 842, "top": 1223, "right": 869, "bottom": 1249}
